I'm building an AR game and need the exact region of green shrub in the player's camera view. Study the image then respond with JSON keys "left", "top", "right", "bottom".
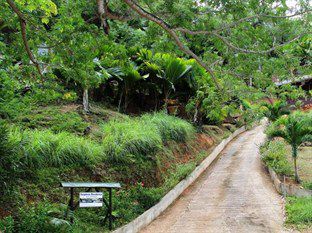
{"left": 163, "top": 162, "right": 196, "bottom": 191}
{"left": 134, "top": 184, "right": 163, "bottom": 209}
{"left": 32, "top": 88, "right": 63, "bottom": 105}
{"left": 15, "top": 203, "right": 71, "bottom": 233}
{"left": 286, "top": 196, "right": 312, "bottom": 226}
{"left": 0, "top": 98, "right": 33, "bottom": 119}
{"left": 8, "top": 127, "right": 104, "bottom": 169}
{"left": 102, "top": 118, "right": 163, "bottom": 162}
{"left": 261, "top": 140, "right": 292, "bottom": 176}
{"left": 303, "top": 182, "right": 312, "bottom": 190}
{"left": 141, "top": 113, "right": 195, "bottom": 143}
{"left": 0, "top": 216, "right": 14, "bottom": 233}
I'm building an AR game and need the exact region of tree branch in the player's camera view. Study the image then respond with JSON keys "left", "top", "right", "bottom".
{"left": 6, "top": 0, "right": 43, "bottom": 78}
{"left": 97, "top": 0, "right": 110, "bottom": 34}
{"left": 211, "top": 10, "right": 311, "bottom": 33}
{"left": 176, "top": 27, "right": 307, "bottom": 54}
{"left": 211, "top": 32, "right": 305, "bottom": 54}
{"left": 106, "top": 9, "right": 135, "bottom": 21}
{"left": 122, "top": 0, "right": 221, "bottom": 90}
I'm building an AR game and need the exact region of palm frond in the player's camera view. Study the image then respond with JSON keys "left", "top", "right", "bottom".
{"left": 267, "top": 129, "right": 287, "bottom": 140}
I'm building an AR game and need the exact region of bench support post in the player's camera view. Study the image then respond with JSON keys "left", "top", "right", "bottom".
{"left": 70, "top": 187, "right": 74, "bottom": 224}
{"left": 109, "top": 188, "right": 112, "bottom": 230}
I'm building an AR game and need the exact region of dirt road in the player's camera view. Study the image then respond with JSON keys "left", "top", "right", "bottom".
{"left": 141, "top": 125, "right": 287, "bottom": 233}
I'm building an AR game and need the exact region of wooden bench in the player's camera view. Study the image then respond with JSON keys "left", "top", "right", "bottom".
{"left": 61, "top": 182, "right": 121, "bottom": 230}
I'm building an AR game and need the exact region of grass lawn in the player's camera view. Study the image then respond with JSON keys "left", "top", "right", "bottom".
{"left": 285, "top": 146, "right": 312, "bottom": 189}
{"left": 285, "top": 147, "right": 312, "bottom": 231}
{"left": 286, "top": 196, "right": 312, "bottom": 231}
{"left": 297, "top": 147, "right": 312, "bottom": 189}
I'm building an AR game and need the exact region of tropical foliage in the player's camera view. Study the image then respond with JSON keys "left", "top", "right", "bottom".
{"left": 0, "top": 0, "right": 311, "bottom": 231}
{"left": 266, "top": 111, "right": 312, "bottom": 182}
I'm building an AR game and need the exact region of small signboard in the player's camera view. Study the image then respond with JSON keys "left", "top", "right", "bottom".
{"left": 79, "top": 192, "right": 103, "bottom": 208}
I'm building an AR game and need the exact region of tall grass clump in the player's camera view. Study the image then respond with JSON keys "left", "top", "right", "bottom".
{"left": 141, "top": 113, "right": 195, "bottom": 143}
{"left": 102, "top": 118, "right": 163, "bottom": 162}
{"left": 0, "top": 120, "right": 22, "bottom": 191}
{"left": 8, "top": 127, "right": 103, "bottom": 169}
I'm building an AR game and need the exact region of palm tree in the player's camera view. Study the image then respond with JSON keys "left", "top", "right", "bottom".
{"left": 267, "top": 111, "right": 312, "bottom": 182}
{"left": 137, "top": 51, "right": 193, "bottom": 111}
{"left": 261, "top": 100, "right": 290, "bottom": 122}
{"left": 119, "top": 65, "right": 146, "bottom": 112}
{"left": 161, "top": 55, "right": 192, "bottom": 110}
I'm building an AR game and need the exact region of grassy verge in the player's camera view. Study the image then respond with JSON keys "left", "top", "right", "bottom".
{"left": 261, "top": 140, "right": 312, "bottom": 230}
{"left": 261, "top": 140, "right": 312, "bottom": 189}
{"left": 0, "top": 110, "right": 231, "bottom": 232}
{"left": 295, "top": 147, "right": 312, "bottom": 190}
{"left": 286, "top": 196, "right": 312, "bottom": 230}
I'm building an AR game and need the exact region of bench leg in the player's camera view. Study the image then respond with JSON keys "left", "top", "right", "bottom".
{"left": 70, "top": 187, "right": 74, "bottom": 224}
{"left": 109, "top": 188, "right": 112, "bottom": 230}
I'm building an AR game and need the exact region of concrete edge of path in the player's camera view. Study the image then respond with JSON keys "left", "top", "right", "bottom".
{"left": 113, "top": 126, "right": 247, "bottom": 233}
{"left": 268, "top": 167, "right": 312, "bottom": 197}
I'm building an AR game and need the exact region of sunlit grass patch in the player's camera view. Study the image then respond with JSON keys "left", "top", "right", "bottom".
{"left": 141, "top": 112, "right": 196, "bottom": 143}
{"left": 286, "top": 196, "right": 312, "bottom": 229}
{"left": 8, "top": 127, "right": 104, "bottom": 169}
{"left": 102, "top": 118, "right": 163, "bottom": 162}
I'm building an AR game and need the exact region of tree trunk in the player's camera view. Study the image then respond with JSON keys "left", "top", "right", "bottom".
{"left": 292, "top": 146, "right": 300, "bottom": 183}
{"left": 118, "top": 89, "right": 123, "bottom": 113}
{"left": 83, "top": 88, "right": 89, "bottom": 112}
{"left": 193, "top": 102, "right": 199, "bottom": 124}
{"left": 97, "top": 0, "right": 110, "bottom": 34}
{"left": 154, "top": 91, "right": 158, "bottom": 111}
{"left": 163, "top": 90, "right": 170, "bottom": 114}
{"left": 124, "top": 87, "right": 128, "bottom": 112}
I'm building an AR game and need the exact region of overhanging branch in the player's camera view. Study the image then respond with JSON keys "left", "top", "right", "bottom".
{"left": 176, "top": 28, "right": 307, "bottom": 54}
{"left": 6, "top": 0, "right": 43, "bottom": 78}
{"left": 212, "top": 10, "right": 311, "bottom": 33}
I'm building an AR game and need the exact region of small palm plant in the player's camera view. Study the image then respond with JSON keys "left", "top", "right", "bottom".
{"left": 267, "top": 111, "right": 312, "bottom": 183}
{"left": 261, "top": 100, "right": 290, "bottom": 122}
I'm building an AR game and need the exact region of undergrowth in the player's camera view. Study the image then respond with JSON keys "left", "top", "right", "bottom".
{"left": 260, "top": 140, "right": 292, "bottom": 176}
{"left": 0, "top": 111, "right": 214, "bottom": 232}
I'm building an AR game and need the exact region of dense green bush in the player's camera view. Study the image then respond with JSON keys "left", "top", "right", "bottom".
{"left": 286, "top": 196, "right": 312, "bottom": 226}
{"left": 0, "top": 98, "right": 33, "bottom": 119}
{"left": 163, "top": 162, "right": 196, "bottom": 191}
{"left": 133, "top": 184, "right": 163, "bottom": 209}
{"left": 0, "top": 203, "right": 70, "bottom": 233}
{"left": 260, "top": 140, "right": 292, "bottom": 176}
{"left": 8, "top": 127, "right": 104, "bottom": 169}
{"left": 0, "top": 216, "right": 14, "bottom": 233}
{"left": 15, "top": 203, "right": 70, "bottom": 233}
{"left": 141, "top": 113, "right": 195, "bottom": 143}
{"left": 303, "top": 182, "right": 312, "bottom": 190}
